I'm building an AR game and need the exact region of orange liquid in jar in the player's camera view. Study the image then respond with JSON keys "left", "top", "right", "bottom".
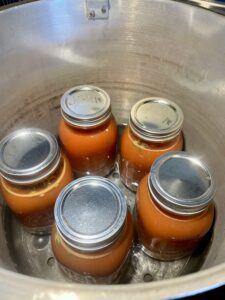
{"left": 52, "top": 212, "right": 133, "bottom": 279}
{"left": 136, "top": 175, "right": 214, "bottom": 260}
{"left": 120, "top": 127, "right": 183, "bottom": 191}
{"left": 59, "top": 116, "right": 117, "bottom": 177}
{"left": 1, "top": 154, "right": 73, "bottom": 231}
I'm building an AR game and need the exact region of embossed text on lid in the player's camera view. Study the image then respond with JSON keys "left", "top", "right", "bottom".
{"left": 61, "top": 85, "right": 111, "bottom": 128}
{"left": 0, "top": 128, "right": 60, "bottom": 184}
{"left": 130, "top": 97, "right": 183, "bottom": 142}
{"left": 55, "top": 176, "right": 127, "bottom": 251}
{"left": 148, "top": 152, "right": 215, "bottom": 215}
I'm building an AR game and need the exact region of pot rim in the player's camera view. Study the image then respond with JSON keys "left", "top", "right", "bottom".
{"left": 0, "top": 0, "right": 225, "bottom": 299}
{"left": 0, "top": 263, "right": 225, "bottom": 299}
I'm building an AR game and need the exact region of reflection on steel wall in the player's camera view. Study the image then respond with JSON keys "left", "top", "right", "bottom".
{"left": 174, "top": 0, "right": 225, "bottom": 15}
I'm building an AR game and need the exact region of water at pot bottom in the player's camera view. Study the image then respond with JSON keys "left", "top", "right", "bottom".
{"left": 2, "top": 126, "right": 213, "bottom": 284}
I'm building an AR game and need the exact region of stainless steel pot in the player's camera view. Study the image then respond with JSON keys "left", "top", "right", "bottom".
{"left": 1, "top": 0, "right": 225, "bottom": 298}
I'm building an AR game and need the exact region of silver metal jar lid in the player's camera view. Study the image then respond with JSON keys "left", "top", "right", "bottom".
{"left": 148, "top": 152, "right": 216, "bottom": 215}
{"left": 54, "top": 176, "right": 127, "bottom": 252}
{"left": 129, "top": 97, "right": 184, "bottom": 142}
{"left": 0, "top": 128, "right": 60, "bottom": 185}
{"left": 60, "top": 85, "right": 112, "bottom": 128}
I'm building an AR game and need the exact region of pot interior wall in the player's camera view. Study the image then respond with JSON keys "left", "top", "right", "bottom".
{"left": 0, "top": 0, "right": 225, "bottom": 283}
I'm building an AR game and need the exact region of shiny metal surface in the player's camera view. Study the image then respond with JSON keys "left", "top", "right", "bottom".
{"left": 0, "top": 128, "right": 60, "bottom": 184}
{"left": 130, "top": 98, "right": 183, "bottom": 142}
{"left": 176, "top": 0, "right": 225, "bottom": 15}
{"left": 54, "top": 176, "right": 127, "bottom": 251}
{"left": 0, "top": 0, "right": 225, "bottom": 298}
{"left": 61, "top": 85, "right": 111, "bottom": 128}
{"left": 149, "top": 152, "right": 215, "bottom": 215}
{"left": 4, "top": 158, "right": 210, "bottom": 284}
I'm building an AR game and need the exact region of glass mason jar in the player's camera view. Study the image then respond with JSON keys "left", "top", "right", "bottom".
{"left": 0, "top": 128, "right": 73, "bottom": 234}
{"left": 136, "top": 152, "right": 215, "bottom": 260}
{"left": 59, "top": 85, "right": 117, "bottom": 177}
{"left": 52, "top": 176, "right": 133, "bottom": 284}
{"left": 120, "top": 98, "right": 184, "bottom": 191}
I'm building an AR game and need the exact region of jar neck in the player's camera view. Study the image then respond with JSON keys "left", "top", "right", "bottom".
{"left": 62, "top": 112, "right": 112, "bottom": 131}
{"left": 55, "top": 216, "right": 127, "bottom": 255}
{"left": 147, "top": 181, "right": 209, "bottom": 219}
{"left": 3, "top": 154, "right": 63, "bottom": 188}
{"left": 129, "top": 127, "right": 180, "bottom": 146}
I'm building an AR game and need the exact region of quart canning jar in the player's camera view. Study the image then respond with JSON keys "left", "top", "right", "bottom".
{"left": 120, "top": 98, "right": 184, "bottom": 191}
{"left": 59, "top": 85, "right": 117, "bottom": 177}
{"left": 0, "top": 128, "right": 73, "bottom": 234}
{"left": 52, "top": 176, "right": 133, "bottom": 283}
{"left": 136, "top": 152, "right": 215, "bottom": 260}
